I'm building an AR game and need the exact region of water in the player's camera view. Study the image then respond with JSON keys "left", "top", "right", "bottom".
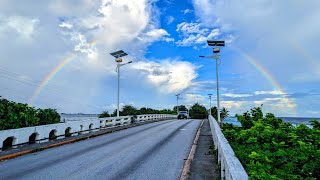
{"left": 60, "top": 114, "right": 99, "bottom": 122}
{"left": 224, "top": 116, "right": 319, "bottom": 127}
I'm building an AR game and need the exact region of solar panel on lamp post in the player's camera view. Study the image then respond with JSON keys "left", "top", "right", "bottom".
{"left": 199, "top": 40, "right": 225, "bottom": 126}
{"left": 110, "top": 50, "right": 131, "bottom": 117}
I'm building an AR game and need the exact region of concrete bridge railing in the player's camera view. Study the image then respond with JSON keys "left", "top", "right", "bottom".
{"left": 208, "top": 115, "right": 248, "bottom": 180}
{"left": 0, "top": 114, "right": 176, "bottom": 150}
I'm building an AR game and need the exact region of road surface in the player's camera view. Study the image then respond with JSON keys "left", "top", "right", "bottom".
{"left": 0, "top": 119, "right": 201, "bottom": 180}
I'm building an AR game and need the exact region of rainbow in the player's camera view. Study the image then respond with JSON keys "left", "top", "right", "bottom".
{"left": 29, "top": 39, "right": 98, "bottom": 104}
{"left": 286, "top": 38, "right": 320, "bottom": 71}
{"left": 28, "top": 53, "right": 76, "bottom": 104}
{"left": 232, "top": 46, "right": 297, "bottom": 115}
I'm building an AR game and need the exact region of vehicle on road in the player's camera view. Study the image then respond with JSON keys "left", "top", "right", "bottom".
{"left": 177, "top": 111, "right": 188, "bottom": 119}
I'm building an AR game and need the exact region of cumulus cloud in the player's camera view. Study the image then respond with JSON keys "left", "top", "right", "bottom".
{"left": 223, "top": 93, "right": 252, "bottom": 98}
{"left": 0, "top": 0, "right": 177, "bottom": 113}
{"left": 0, "top": 15, "right": 39, "bottom": 40}
{"left": 184, "top": 93, "right": 206, "bottom": 105}
{"left": 175, "top": 22, "right": 229, "bottom": 47}
{"left": 130, "top": 59, "right": 198, "bottom": 94}
{"left": 59, "top": 22, "right": 73, "bottom": 29}
{"left": 182, "top": 9, "right": 193, "bottom": 15}
{"left": 254, "top": 90, "right": 285, "bottom": 95}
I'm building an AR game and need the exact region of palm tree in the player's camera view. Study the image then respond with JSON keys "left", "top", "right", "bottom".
{"left": 220, "top": 107, "right": 229, "bottom": 127}
{"left": 210, "top": 106, "right": 229, "bottom": 127}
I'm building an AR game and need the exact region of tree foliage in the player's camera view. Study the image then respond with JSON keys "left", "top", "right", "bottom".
{"left": 189, "top": 103, "right": 207, "bottom": 119}
{"left": 99, "top": 105, "right": 176, "bottom": 118}
{"left": 0, "top": 97, "right": 60, "bottom": 130}
{"left": 98, "top": 111, "right": 110, "bottom": 118}
{"left": 222, "top": 106, "right": 320, "bottom": 179}
{"left": 210, "top": 106, "right": 229, "bottom": 125}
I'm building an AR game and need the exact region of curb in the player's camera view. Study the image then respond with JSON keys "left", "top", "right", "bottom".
{"left": 180, "top": 119, "right": 204, "bottom": 180}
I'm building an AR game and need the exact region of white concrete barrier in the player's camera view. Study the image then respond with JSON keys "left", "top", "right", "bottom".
{"left": 208, "top": 115, "right": 248, "bottom": 180}
{"left": 0, "top": 114, "right": 176, "bottom": 150}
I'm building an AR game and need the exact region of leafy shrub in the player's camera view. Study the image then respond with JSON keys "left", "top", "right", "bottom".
{"left": 0, "top": 97, "right": 60, "bottom": 130}
{"left": 223, "top": 107, "right": 320, "bottom": 179}
{"left": 189, "top": 103, "right": 207, "bottom": 119}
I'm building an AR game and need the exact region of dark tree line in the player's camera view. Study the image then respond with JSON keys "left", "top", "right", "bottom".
{"left": 100, "top": 103, "right": 230, "bottom": 121}
{"left": 99, "top": 105, "right": 177, "bottom": 118}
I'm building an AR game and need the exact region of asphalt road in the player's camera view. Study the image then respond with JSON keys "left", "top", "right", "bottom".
{"left": 0, "top": 119, "right": 201, "bottom": 180}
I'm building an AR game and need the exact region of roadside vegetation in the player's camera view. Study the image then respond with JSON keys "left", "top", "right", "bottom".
{"left": 99, "top": 105, "right": 177, "bottom": 118}
{"left": 210, "top": 106, "right": 229, "bottom": 126}
{"left": 0, "top": 97, "right": 60, "bottom": 130}
{"left": 189, "top": 103, "right": 207, "bottom": 119}
{"left": 100, "top": 103, "right": 213, "bottom": 119}
{"left": 222, "top": 106, "right": 320, "bottom": 179}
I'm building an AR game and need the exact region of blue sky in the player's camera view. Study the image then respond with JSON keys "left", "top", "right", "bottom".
{"left": 0, "top": 0, "right": 319, "bottom": 117}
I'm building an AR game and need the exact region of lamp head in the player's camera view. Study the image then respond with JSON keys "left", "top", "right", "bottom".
{"left": 115, "top": 58, "right": 122, "bottom": 63}
{"left": 213, "top": 48, "right": 220, "bottom": 54}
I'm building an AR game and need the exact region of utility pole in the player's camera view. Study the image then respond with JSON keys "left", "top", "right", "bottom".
{"left": 208, "top": 94, "right": 212, "bottom": 115}
{"left": 176, "top": 94, "right": 180, "bottom": 114}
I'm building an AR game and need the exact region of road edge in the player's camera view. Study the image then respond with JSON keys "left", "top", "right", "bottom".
{"left": 180, "top": 119, "right": 204, "bottom": 180}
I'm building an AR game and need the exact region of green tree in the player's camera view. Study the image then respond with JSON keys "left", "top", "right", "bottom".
{"left": 222, "top": 106, "right": 320, "bottom": 179}
{"left": 121, "top": 105, "right": 138, "bottom": 116}
{"left": 210, "top": 106, "right": 229, "bottom": 126}
{"left": 99, "top": 111, "right": 110, "bottom": 118}
{"left": 0, "top": 97, "right": 60, "bottom": 130}
{"left": 37, "top": 108, "right": 60, "bottom": 125}
{"left": 310, "top": 119, "right": 320, "bottom": 130}
{"left": 189, "top": 103, "right": 208, "bottom": 119}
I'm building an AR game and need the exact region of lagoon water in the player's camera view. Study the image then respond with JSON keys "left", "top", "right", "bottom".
{"left": 224, "top": 116, "right": 319, "bottom": 126}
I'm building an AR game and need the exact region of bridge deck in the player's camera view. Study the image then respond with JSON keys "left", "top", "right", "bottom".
{"left": 0, "top": 120, "right": 200, "bottom": 180}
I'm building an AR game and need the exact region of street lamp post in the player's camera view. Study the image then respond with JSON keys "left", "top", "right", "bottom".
{"left": 208, "top": 94, "right": 212, "bottom": 115}
{"left": 200, "top": 40, "right": 225, "bottom": 125}
{"left": 110, "top": 50, "right": 132, "bottom": 117}
{"left": 176, "top": 94, "right": 180, "bottom": 114}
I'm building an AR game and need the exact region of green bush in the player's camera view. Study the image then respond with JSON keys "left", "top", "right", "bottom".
{"left": 0, "top": 97, "right": 60, "bottom": 130}
{"left": 222, "top": 107, "right": 320, "bottom": 179}
{"left": 189, "top": 103, "right": 207, "bottom": 119}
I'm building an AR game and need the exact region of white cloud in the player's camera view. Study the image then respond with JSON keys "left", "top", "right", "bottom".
{"left": 176, "top": 22, "right": 228, "bottom": 46}
{"left": 182, "top": 9, "right": 193, "bottom": 15}
{"left": 130, "top": 59, "right": 198, "bottom": 94}
{"left": 176, "top": 22, "right": 206, "bottom": 35}
{"left": 59, "top": 22, "right": 73, "bottom": 29}
{"left": 0, "top": 15, "right": 39, "bottom": 40}
{"left": 191, "top": 0, "right": 320, "bottom": 84}
{"left": 0, "top": 0, "right": 177, "bottom": 113}
{"left": 184, "top": 93, "right": 206, "bottom": 104}
{"left": 254, "top": 90, "right": 285, "bottom": 95}
{"left": 254, "top": 97, "right": 297, "bottom": 116}
{"left": 143, "top": 28, "right": 171, "bottom": 42}
{"left": 223, "top": 93, "right": 252, "bottom": 98}
{"left": 167, "top": 16, "right": 174, "bottom": 25}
